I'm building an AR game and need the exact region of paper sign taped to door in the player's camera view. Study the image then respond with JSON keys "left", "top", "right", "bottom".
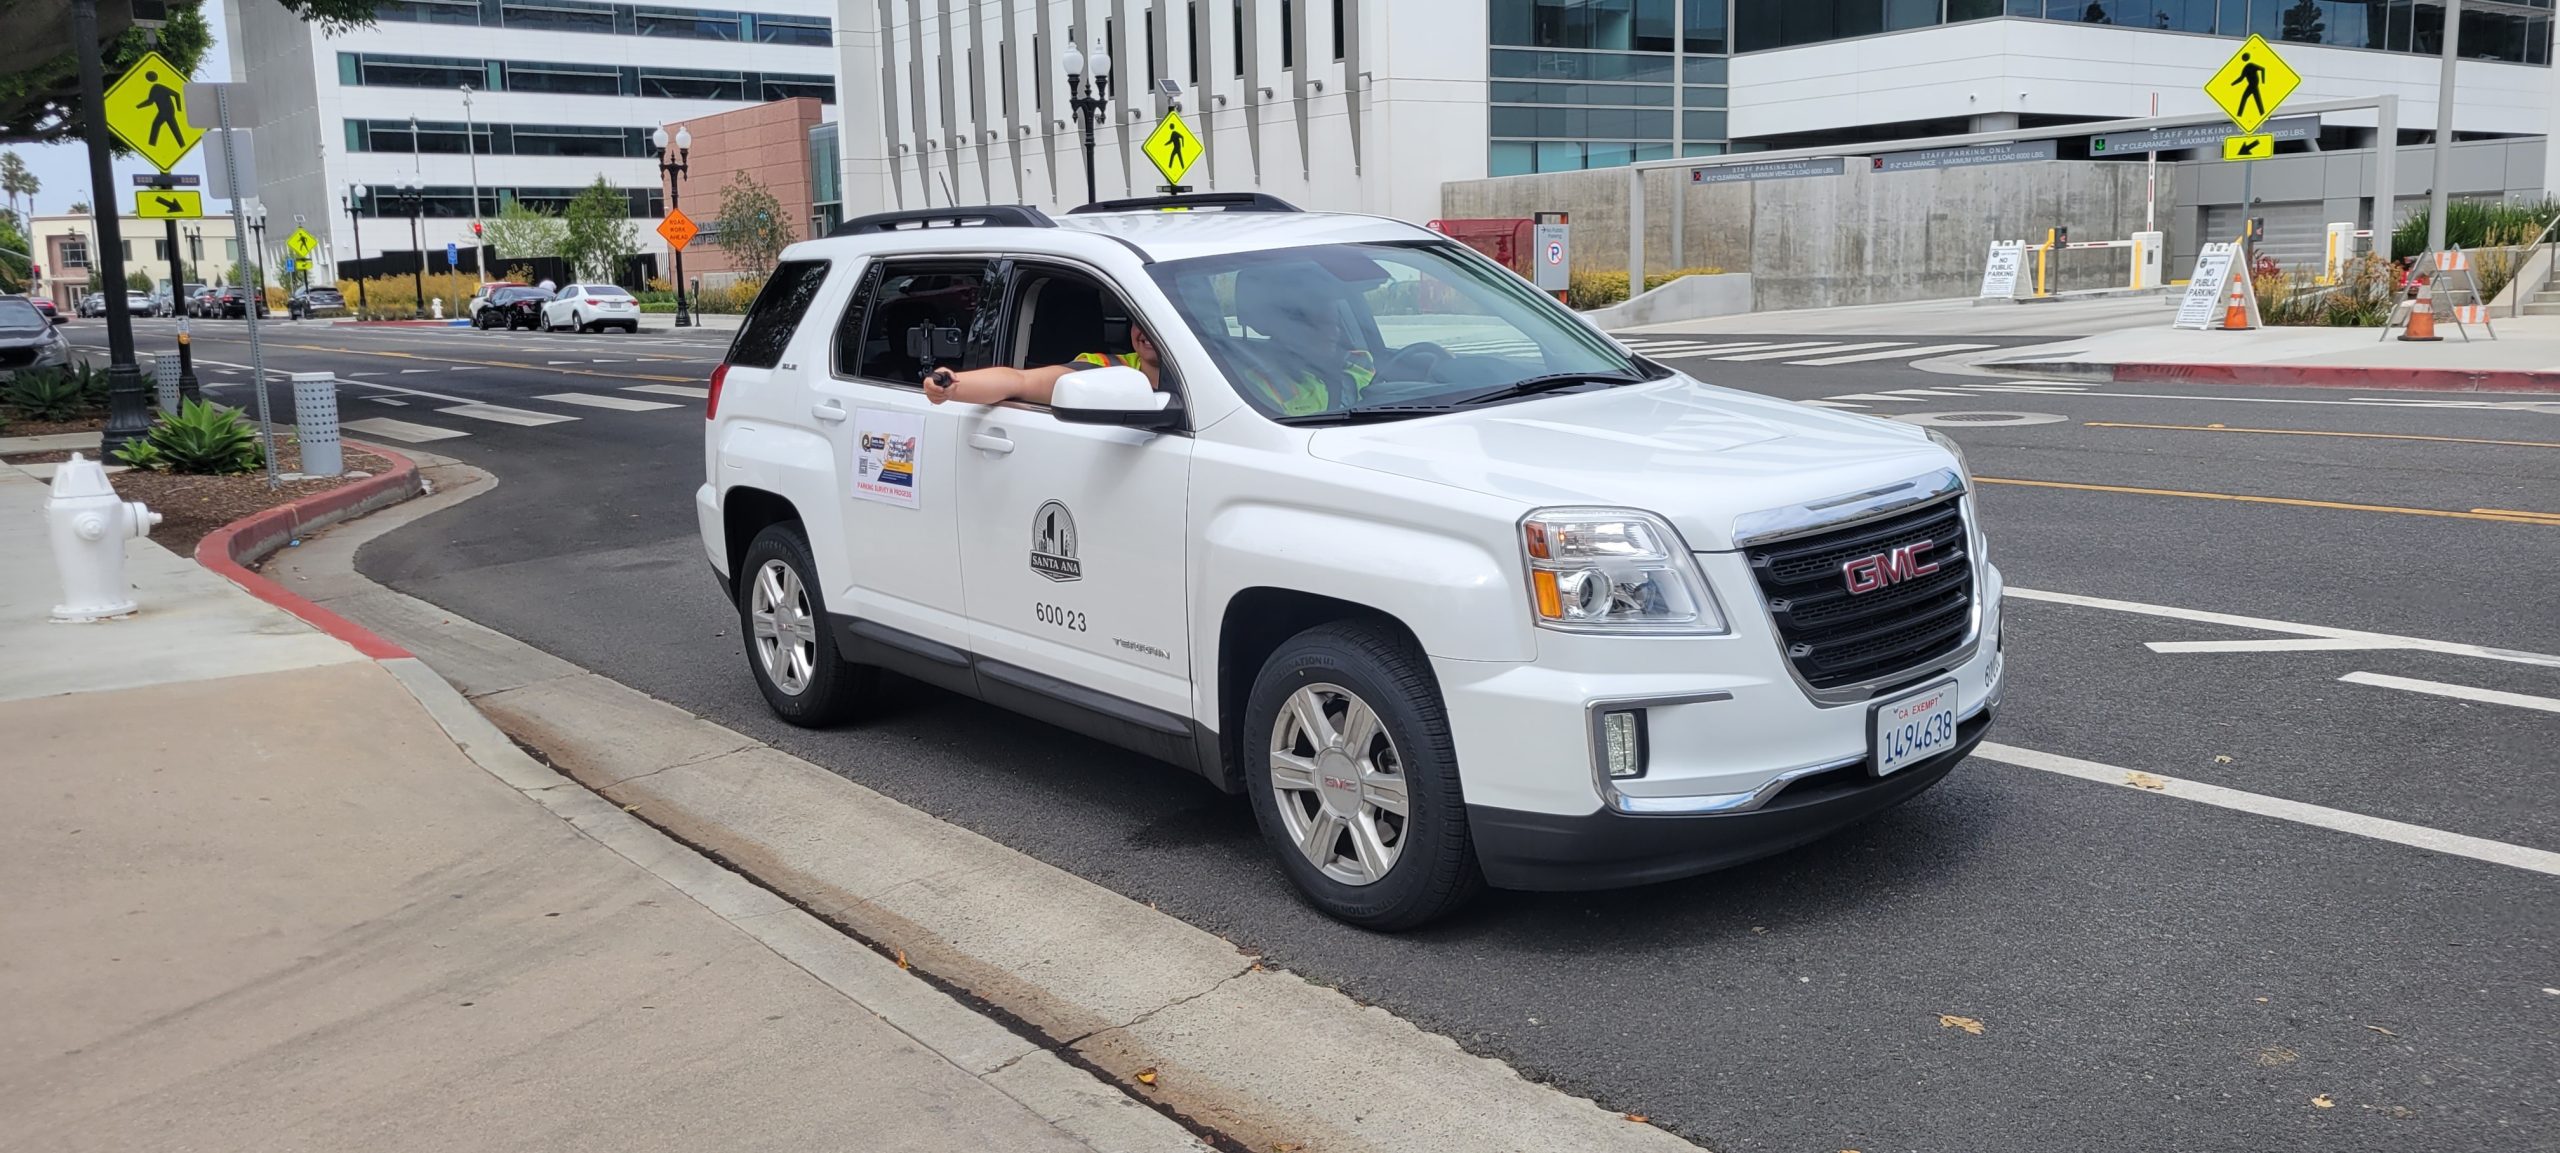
{"left": 852, "top": 409, "right": 925, "bottom": 508}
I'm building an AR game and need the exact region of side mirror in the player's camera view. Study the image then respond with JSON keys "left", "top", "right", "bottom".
{"left": 1053, "top": 365, "right": 1180, "bottom": 430}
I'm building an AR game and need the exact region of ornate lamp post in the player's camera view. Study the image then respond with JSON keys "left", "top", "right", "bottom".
{"left": 1057, "top": 39, "right": 1113, "bottom": 207}
{"left": 653, "top": 124, "right": 693, "bottom": 328}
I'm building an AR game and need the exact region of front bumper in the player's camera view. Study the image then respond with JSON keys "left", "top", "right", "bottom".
{"left": 1467, "top": 710, "right": 1988, "bottom": 890}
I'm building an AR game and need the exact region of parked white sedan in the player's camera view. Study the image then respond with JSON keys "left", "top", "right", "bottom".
{"left": 540, "top": 283, "right": 642, "bottom": 333}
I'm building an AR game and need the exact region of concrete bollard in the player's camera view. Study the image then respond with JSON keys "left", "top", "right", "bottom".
{"left": 46, "top": 454, "right": 161, "bottom": 622}
{"left": 290, "top": 372, "right": 343, "bottom": 477}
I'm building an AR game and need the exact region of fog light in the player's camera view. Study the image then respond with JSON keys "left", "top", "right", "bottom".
{"left": 1601, "top": 710, "right": 1646, "bottom": 779}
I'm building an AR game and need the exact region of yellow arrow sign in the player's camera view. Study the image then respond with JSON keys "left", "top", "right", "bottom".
{"left": 134, "top": 189, "right": 203, "bottom": 218}
{"left": 285, "top": 227, "right": 319, "bottom": 259}
{"left": 103, "top": 50, "right": 205, "bottom": 172}
{"left": 2206, "top": 34, "right": 2300, "bottom": 135}
{"left": 1140, "top": 109, "right": 1202, "bottom": 187}
{"left": 2222, "top": 134, "right": 2274, "bottom": 161}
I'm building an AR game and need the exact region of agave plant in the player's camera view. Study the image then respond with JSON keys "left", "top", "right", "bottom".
{"left": 131, "top": 398, "right": 264, "bottom": 475}
{"left": 2, "top": 368, "right": 89, "bottom": 422}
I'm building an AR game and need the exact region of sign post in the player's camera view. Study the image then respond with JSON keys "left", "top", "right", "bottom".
{"left": 1532, "top": 211, "right": 1570, "bottom": 304}
{"left": 2205, "top": 34, "right": 2301, "bottom": 278}
{"left": 1140, "top": 109, "right": 1203, "bottom": 192}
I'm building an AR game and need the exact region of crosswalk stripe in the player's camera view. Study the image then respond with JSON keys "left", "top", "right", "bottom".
{"left": 1627, "top": 341, "right": 1784, "bottom": 357}
{"left": 1823, "top": 393, "right": 1923, "bottom": 403}
{"left": 1697, "top": 341, "right": 1850, "bottom": 360}
{"left": 1699, "top": 340, "right": 1904, "bottom": 358}
{"left": 344, "top": 417, "right": 469, "bottom": 443}
{"left": 369, "top": 397, "right": 409, "bottom": 406}
{"left": 1962, "top": 384, "right": 2093, "bottom": 394}
{"left": 438, "top": 403, "right": 578, "bottom": 427}
{"left": 626, "top": 383, "right": 712, "bottom": 399}
{"left": 1790, "top": 342, "right": 1994, "bottom": 366}
{"left": 537, "top": 391, "right": 681, "bottom": 412}
{"left": 1798, "top": 399, "right": 1867, "bottom": 409}
{"left": 1875, "top": 388, "right": 1978, "bottom": 397}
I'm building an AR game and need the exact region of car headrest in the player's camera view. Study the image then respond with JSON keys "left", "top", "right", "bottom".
{"left": 1233, "top": 263, "right": 1345, "bottom": 342}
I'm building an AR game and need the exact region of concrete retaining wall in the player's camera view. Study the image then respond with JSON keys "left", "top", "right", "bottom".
{"left": 1580, "top": 273, "right": 1754, "bottom": 329}
{"left": 1444, "top": 160, "right": 2169, "bottom": 313}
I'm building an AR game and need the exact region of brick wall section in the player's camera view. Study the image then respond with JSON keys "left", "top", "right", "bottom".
{"left": 665, "top": 99, "right": 823, "bottom": 285}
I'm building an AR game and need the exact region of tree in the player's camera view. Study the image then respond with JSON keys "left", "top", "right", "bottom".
{"left": 67, "top": 199, "right": 89, "bottom": 215}
{"left": 479, "top": 199, "right": 566, "bottom": 262}
{"left": 2280, "top": 0, "right": 2325, "bottom": 43}
{"left": 0, "top": 150, "right": 35, "bottom": 221}
{"left": 3, "top": 1, "right": 382, "bottom": 146}
{"left": 711, "top": 172, "right": 792, "bottom": 282}
{"left": 560, "top": 177, "right": 638, "bottom": 283}
{"left": 0, "top": 209, "right": 32, "bottom": 289}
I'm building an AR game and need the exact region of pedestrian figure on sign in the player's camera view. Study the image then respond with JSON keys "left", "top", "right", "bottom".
{"left": 137, "top": 70, "right": 186, "bottom": 147}
{"left": 2231, "top": 53, "right": 2267, "bottom": 120}
{"left": 1167, "top": 127, "right": 1186, "bottom": 170}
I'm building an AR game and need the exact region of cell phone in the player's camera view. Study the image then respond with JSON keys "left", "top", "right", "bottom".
{"left": 905, "top": 324, "right": 966, "bottom": 369}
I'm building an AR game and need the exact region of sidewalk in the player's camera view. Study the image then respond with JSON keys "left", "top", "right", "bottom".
{"left": 0, "top": 469, "right": 1200, "bottom": 1152}
{"left": 1968, "top": 311, "right": 2560, "bottom": 391}
{"left": 640, "top": 311, "right": 742, "bottom": 332}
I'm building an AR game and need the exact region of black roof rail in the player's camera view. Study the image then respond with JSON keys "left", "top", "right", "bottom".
{"left": 831, "top": 205, "right": 1056, "bottom": 237}
{"left": 1066, "top": 192, "right": 1302, "bottom": 215}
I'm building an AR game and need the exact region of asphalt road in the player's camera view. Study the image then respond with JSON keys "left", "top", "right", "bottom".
{"left": 94, "top": 316, "right": 2560, "bottom": 1152}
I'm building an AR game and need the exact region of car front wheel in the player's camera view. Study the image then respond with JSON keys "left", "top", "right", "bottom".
{"left": 1243, "top": 621, "right": 1483, "bottom": 930}
{"left": 736, "top": 523, "right": 869, "bottom": 727}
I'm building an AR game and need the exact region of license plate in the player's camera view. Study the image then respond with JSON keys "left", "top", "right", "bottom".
{"left": 1871, "top": 679, "right": 1958, "bottom": 777}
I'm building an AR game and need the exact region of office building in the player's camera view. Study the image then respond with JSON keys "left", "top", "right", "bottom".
{"left": 222, "top": 0, "right": 842, "bottom": 282}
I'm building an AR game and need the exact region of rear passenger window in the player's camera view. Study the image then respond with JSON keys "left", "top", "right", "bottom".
{"left": 726, "top": 259, "right": 831, "bottom": 369}
{"left": 840, "top": 262, "right": 995, "bottom": 384}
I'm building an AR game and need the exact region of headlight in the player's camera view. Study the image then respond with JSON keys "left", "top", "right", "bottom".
{"left": 1520, "top": 508, "right": 1726, "bottom": 635}
{"left": 1925, "top": 428, "right": 1970, "bottom": 481}
{"left": 34, "top": 339, "right": 68, "bottom": 365}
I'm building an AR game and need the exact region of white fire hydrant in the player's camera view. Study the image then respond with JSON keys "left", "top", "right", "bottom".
{"left": 48, "top": 453, "right": 161, "bottom": 623}
{"left": 431, "top": 298, "right": 445, "bottom": 320}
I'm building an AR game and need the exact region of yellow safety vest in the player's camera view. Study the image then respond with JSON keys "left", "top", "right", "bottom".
{"left": 1253, "top": 349, "right": 1376, "bottom": 418}
{"left": 1071, "top": 351, "right": 1144, "bottom": 369}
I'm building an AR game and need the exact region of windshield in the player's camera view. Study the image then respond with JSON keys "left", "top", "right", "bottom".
{"left": 588, "top": 285, "right": 632, "bottom": 298}
{"left": 1148, "top": 240, "right": 1644, "bottom": 422}
{"left": 0, "top": 299, "right": 42, "bottom": 330}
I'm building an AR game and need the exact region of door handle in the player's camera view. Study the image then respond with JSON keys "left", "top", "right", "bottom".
{"left": 968, "top": 431, "right": 1015, "bottom": 455}
{"left": 811, "top": 402, "right": 847, "bottom": 423}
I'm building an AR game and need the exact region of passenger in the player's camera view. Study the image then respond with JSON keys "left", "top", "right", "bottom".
{"left": 922, "top": 324, "right": 1164, "bottom": 406}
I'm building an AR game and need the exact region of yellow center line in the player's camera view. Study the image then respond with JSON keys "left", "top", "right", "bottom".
{"left": 2084, "top": 421, "right": 2560, "bottom": 450}
{"left": 268, "top": 342, "right": 702, "bottom": 384}
{"left": 1974, "top": 476, "right": 2560, "bottom": 526}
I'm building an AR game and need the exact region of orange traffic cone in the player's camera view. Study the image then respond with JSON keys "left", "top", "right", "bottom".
{"left": 2222, "top": 274, "right": 2253, "bottom": 330}
{"left": 2399, "top": 276, "right": 2441, "bottom": 342}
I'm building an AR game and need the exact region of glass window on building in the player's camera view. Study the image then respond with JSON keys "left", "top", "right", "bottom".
{"left": 1684, "top": 0, "right": 1728, "bottom": 50}
{"left": 762, "top": 74, "right": 836, "bottom": 103}
{"left": 502, "top": 61, "right": 625, "bottom": 95}
{"left": 346, "top": 53, "right": 488, "bottom": 89}
{"left": 754, "top": 13, "right": 833, "bottom": 44}
{"left": 502, "top": 0, "right": 618, "bottom": 34}
{"left": 1493, "top": 0, "right": 1679, "bottom": 52}
{"left": 513, "top": 124, "right": 638, "bottom": 156}
{"left": 375, "top": 0, "right": 484, "bottom": 25}
{"left": 809, "top": 122, "right": 842, "bottom": 235}
{"left": 635, "top": 6, "right": 744, "bottom": 39}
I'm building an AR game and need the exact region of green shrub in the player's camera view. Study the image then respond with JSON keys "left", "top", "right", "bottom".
{"left": 121, "top": 398, "right": 264, "bottom": 475}
{"left": 1565, "top": 266, "right": 1728, "bottom": 311}
{"left": 2, "top": 367, "right": 89, "bottom": 421}
{"left": 2393, "top": 197, "right": 2560, "bottom": 256}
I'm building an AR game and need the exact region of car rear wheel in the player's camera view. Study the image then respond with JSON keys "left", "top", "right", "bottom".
{"left": 737, "top": 523, "right": 869, "bottom": 727}
{"left": 1243, "top": 621, "right": 1483, "bottom": 930}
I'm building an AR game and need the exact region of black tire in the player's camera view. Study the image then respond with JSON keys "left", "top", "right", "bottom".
{"left": 735, "top": 522, "right": 869, "bottom": 727}
{"left": 1242, "top": 620, "right": 1483, "bottom": 930}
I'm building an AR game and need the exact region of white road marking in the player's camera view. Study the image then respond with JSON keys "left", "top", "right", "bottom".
{"left": 1765, "top": 342, "right": 1918, "bottom": 361}
{"left": 1973, "top": 742, "right": 2560, "bottom": 877}
{"left": 438, "top": 403, "right": 578, "bottom": 427}
{"left": 1697, "top": 341, "right": 1847, "bottom": 360}
{"left": 626, "top": 383, "right": 712, "bottom": 399}
{"left": 1632, "top": 342, "right": 1789, "bottom": 357}
{"left": 343, "top": 417, "right": 469, "bottom": 443}
{"left": 537, "top": 391, "right": 680, "bottom": 412}
{"left": 1875, "top": 388, "right": 1979, "bottom": 398}
{"left": 368, "top": 397, "right": 410, "bottom": 407}
{"left": 2099, "top": 391, "right": 2559, "bottom": 414}
{"left": 1798, "top": 399, "right": 1867, "bottom": 409}
{"left": 346, "top": 371, "right": 382, "bottom": 378}
{"left": 2146, "top": 638, "right": 2399, "bottom": 654}
{"left": 2007, "top": 586, "right": 2560, "bottom": 670}
{"left": 547, "top": 360, "right": 580, "bottom": 365}
{"left": 1792, "top": 342, "right": 1995, "bottom": 366}
{"left": 1962, "top": 384, "right": 2096, "bottom": 394}
{"left": 1824, "top": 392, "right": 1926, "bottom": 403}
{"left": 399, "top": 368, "right": 441, "bottom": 374}
{"left": 2338, "top": 672, "right": 2560, "bottom": 715}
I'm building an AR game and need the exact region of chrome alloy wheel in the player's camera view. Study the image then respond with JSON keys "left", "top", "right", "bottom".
{"left": 748, "top": 559, "right": 820, "bottom": 696}
{"left": 1268, "top": 683, "right": 1409, "bottom": 886}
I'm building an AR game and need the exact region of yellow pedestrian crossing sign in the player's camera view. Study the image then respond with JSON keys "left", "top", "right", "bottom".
{"left": 1140, "top": 109, "right": 1201, "bottom": 187}
{"left": 134, "top": 189, "right": 203, "bottom": 218}
{"left": 285, "top": 227, "right": 319, "bottom": 260}
{"left": 103, "top": 50, "right": 205, "bottom": 172}
{"left": 2206, "top": 34, "right": 2300, "bottom": 135}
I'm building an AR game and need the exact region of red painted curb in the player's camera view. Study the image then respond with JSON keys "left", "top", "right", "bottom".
{"left": 193, "top": 441, "right": 424, "bottom": 660}
{"left": 2108, "top": 362, "right": 2560, "bottom": 394}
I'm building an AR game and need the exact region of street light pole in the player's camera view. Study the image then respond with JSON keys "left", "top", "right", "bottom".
{"left": 73, "top": 0, "right": 150, "bottom": 457}
{"left": 400, "top": 181, "right": 425, "bottom": 318}
{"left": 246, "top": 205, "right": 267, "bottom": 315}
{"left": 653, "top": 124, "right": 693, "bottom": 328}
{"left": 1059, "top": 40, "right": 1113, "bottom": 206}
{"left": 2425, "top": 0, "right": 2462, "bottom": 257}
{"left": 343, "top": 184, "right": 369, "bottom": 314}
{"left": 462, "top": 85, "right": 483, "bottom": 275}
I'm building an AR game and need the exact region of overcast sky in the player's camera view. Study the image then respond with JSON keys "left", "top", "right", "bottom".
{"left": 7, "top": 0, "right": 236, "bottom": 219}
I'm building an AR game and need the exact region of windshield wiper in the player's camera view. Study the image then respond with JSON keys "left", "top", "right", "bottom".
{"left": 1448, "top": 370, "right": 1643, "bottom": 407}
{"left": 1268, "top": 403, "right": 1465, "bottom": 427}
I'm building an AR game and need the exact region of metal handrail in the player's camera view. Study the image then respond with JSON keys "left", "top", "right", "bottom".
{"left": 2516, "top": 211, "right": 2560, "bottom": 318}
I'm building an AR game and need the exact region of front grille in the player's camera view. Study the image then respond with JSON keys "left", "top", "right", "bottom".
{"left": 1745, "top": 495, "right": 1975, "bottom": 693}
{"left": 0, "top": 348, "right": 37, "bottom": 369}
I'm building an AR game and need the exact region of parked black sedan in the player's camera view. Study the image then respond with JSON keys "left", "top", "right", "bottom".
{"left": 475, "top": 285, "right": 552, "bottom": 331}
{"left": 288, "top": 286, "right": 347, "bottom": 320}
{"left": 214, "top": 285, "right": 270, "bottom": 319}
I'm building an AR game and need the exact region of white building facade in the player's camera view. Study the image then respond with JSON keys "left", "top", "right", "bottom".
{"left": 223, "top": 0, "right": 841, "bottom": 282}
{"left": 840, "top": 1, "right": 2560, "bottom": 222}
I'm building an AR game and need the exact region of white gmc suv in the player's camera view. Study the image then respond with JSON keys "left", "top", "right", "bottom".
{"left": 697, "top": 194, "right": 2004, "bottom": 929}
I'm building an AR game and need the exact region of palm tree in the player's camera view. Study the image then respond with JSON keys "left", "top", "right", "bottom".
{"left": 0, "top": 150, "right": 36, "bottom": 223}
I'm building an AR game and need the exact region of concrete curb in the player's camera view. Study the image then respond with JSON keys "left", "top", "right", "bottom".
{"left": 332, "top": 318, "right": 473, "bottom": 327}
{"left": 283, "top": 458, "right": 1708, "bottom": 1153}
{"left": 1981, "top": 358, "right": 2560, "bottom": 392}
{"left": 192, "top": 441, "right": 425, "bottom": 660}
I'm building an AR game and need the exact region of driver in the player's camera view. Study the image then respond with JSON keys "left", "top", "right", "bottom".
{"left": 1228, "top": 263, "right": 1377, "bottom": 417}
{"left": 923, "top": 324, "right": 1165, "bottom": 406}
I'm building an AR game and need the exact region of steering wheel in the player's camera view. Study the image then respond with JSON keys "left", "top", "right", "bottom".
{"left": 1379, "top": 341, "right": 1454, "bottom": 382}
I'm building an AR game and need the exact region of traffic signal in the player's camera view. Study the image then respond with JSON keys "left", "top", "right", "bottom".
{"left": 472, "top": 220, "right": 485, "bottom": 237}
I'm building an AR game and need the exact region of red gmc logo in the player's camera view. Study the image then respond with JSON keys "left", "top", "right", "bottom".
{"left": 1843, "top": 541, "right": 1938, "bottom": 595}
